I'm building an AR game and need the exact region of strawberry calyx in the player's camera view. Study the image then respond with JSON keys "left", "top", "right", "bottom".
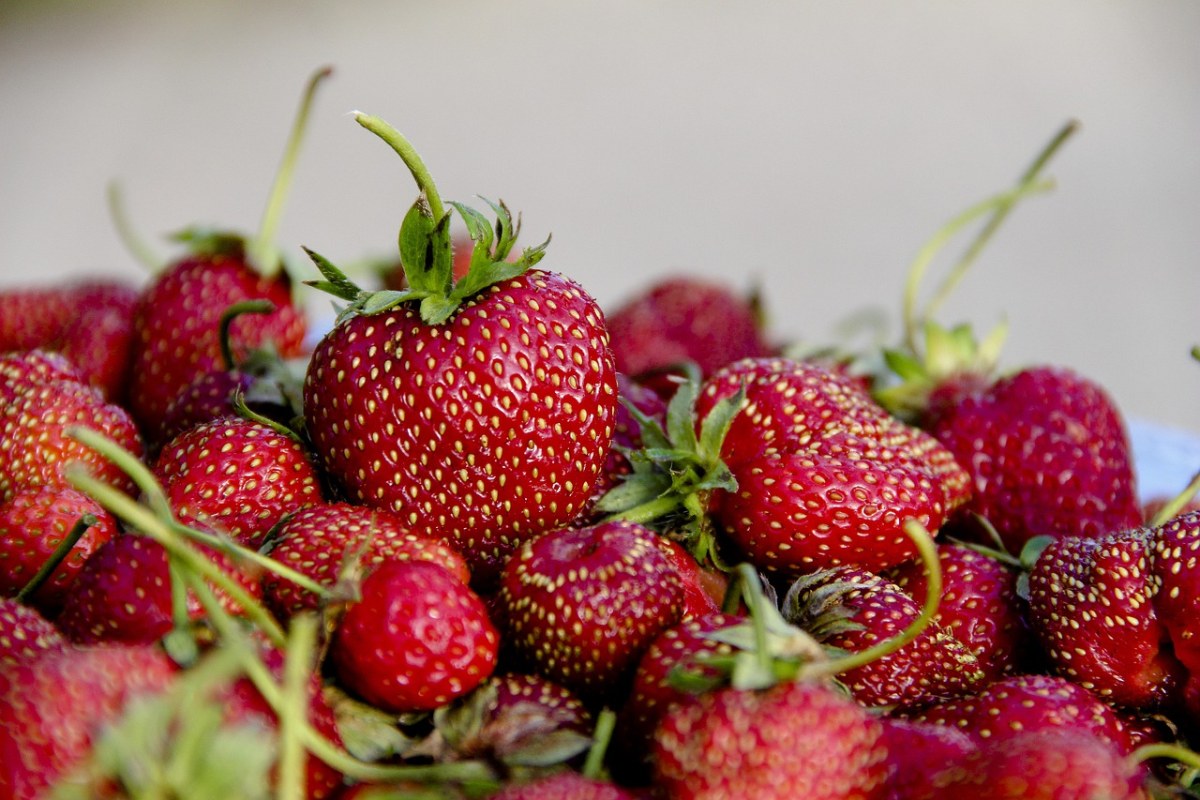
{"left": 305, "top": 113, "right": 549, "bottom": 327}
{"left": 595, "top": 366, "right": 743, "bottom": 571}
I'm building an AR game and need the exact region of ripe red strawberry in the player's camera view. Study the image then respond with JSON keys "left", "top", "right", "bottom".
{"left": 0, "top": 278, "right": 136, "bottom": 352}
{"left": 928, "top": 366, "right": 1142, "bottom": 553}
{"left": 784, "top": 565, "right": 986, "bottom": 709}
{"left": 652, "top": 679, "right": 889, "bottom": 800}
{"left": 331, "top": 559, "right": 499, "bottom": 713}
{"left": 53, "top": 280, "right": 140, "bottom": 401}
{"left": 1150, "top": 509, "right": 1200, "bottom": 719}
{"left": 0, "top": 598, "right": 64, "bottom": 666}
{"left": 1026, "top": 526, "right": 1185, "bottom": 710}
{"left": 696, "top": 357, "right": 971, "bottom": 576}
{"left": 877, "top": 717, "right": 976, "bottom": 800}
{"left": 125, "top": 68, "right": 329, "bottom": 444}
{"left": 56, "top": 533, "right": 261, "bottom": 645}
{"left": 0, "top": 351, "right": 143, "bottom": 503}
{"left": 905, "top": 673, "right": 1136, "bottom": 755}
{"left": 262, "top": 501, "right": 470, "bottom": 620}
{"left": 489, "top": 772, "right": 640, "bottom": 800}
{"left": 0, "top": 485, "right": 119, "bottom": 614}
{"left": 605, "top": 275, "right": 771, "bottom": 395}
{"left": 929, "top": 728, "right": 1145, "bottom": 800}
{"left": 302, "top": 114, "right": 617, "bottom": 582}
{"left": 0, "top": 642, "right": 177, "bottom": 800}
{"left": 153, "top": 415, "right": 324, "bottom": 549}
{"left": 497, "top": 519, "right": 683, "bottom": 700}
{"left": 886, "top": 541, "right": 1033, "bottom": 683}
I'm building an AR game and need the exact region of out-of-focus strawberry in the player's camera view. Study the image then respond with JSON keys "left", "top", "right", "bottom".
{"left": 0, "top": 597, "right": 64, "bottom": 666}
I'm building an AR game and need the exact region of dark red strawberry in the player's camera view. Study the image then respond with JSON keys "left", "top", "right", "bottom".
{"left": 262, "top": 501, "right": 470, "bottom": 620}
{"left": 0, "top": 352, "right": 143, "bottom": 503}
{"left": 877, "top": 717, "right": 976, "bottom": 800}
{"left": 654, "top": 536, "right": 726, "bottom": 618}
{"left": 153, "top": 415, "right": 323, "bottom": 549}
{"left": 784, "top": 565, "right": 986, "bottom": 709}
{"left": 53, "top": 280, "right": 140, "bottom": 401}
{"left": 0, "top": 278, "right": 137, "bottom": 354}
{"left": 331, "top": 559, "right": 499, "bottom": 713}
{"left": 0, "top": 598, "right": 64, "bottom": 666}
{"left": 1027, "top": 526, "right": 1184, "bottom": 710}
{"left": 302, "top": 113, "right": 617, "bottom": 583}
{"left": 0, "top": 484, "right": 119, "bottom": 614}
{"left": 1151, "top": 509, "right": 1200, "bottom": 719}
{"left": 887, "top": 541, "right": 1033, "bottom": 684}
{"left": 56, "top": 533, "right": 261, "bottom": 645}
{"left": 497, "top": 519, "right": 683, "bottom": 700}
{"left": 0, "top": 642, "right": 177, "bottom": 800}
{"left": 125, "top": 68, "right": 329, "bottom": 444}
{"left": 695, "top": 357, "right": 971, "bottom": 576}
{"left": 652, "top": 678, "right": 889, "bottom": 800}
{"left": 928, "top": 728, "right": 1145, "bottom": 800}
{"left": 605, "top": 275, "right": 771, "bottom": 395}
{"left": 489, "top": 772, "right": 640, "bottom": 800}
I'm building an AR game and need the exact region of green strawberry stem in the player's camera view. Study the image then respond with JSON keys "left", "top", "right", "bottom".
{"left": 164, "top": 558, "right": 201, "bottom": 666}
{"left": 14, "top": 513, "right": 94, "bottom": 603}
{"left": 1130, "top": 742, "right": 1200, "bottom": 773}
{"left": 354, "top": 112, "right": 446, "bottom": 223}
{"left": 278, "top": 613, "right": 319, "bottom": 800}
{"left": 802, "top": 519, "right": 941, "bottom": 681}
{"left": 219, "top": 300, "right": 276, "bottom": 371}
{"left": 1148, "top": 466, "right": 1200, "bottom": 528}
{"left": 910, "top": 119, "right": 1079, "bottom": 344}
{"left": 247, "top": 65, "right": 333, "bottom": 277}
{"left": 106, "top": 180, "right": 163, "bottom": 271}
{"left": 581, "top": 707, "right": 618, "bottom": 780}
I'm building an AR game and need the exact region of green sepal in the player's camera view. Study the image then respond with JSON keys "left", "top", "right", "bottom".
{"left": 398, "top": 196, "right": 454, "bottom": 299}
{"left": 303, "top": 246, "right": 366, "bottom": 303}
{"left": 170, "top": 226, "right": 247, "bottom": 259}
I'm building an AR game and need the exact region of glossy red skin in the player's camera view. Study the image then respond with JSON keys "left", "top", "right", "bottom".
{"left": 1151, "top": 509, "right": 1200, "bottom": 718}
{"left": 605, "top": 276, "right": 771, "bottom": 384}
{"left": 331, "top": 560, "right": 499, "bottom": 713}
{"left": 128, "top": 255, "right": 306, "bottom": 443}
{"left": 1028, "top": 527, "right": 1185, "bottom": 710}
{"left": 497, "top": 520, "right": 683, "bottom": 700}
{"left": 0, "top": 485, "right": 119, "bottom": 614}
{"left": 304, "top": 270, "right": 618, "bottom": 582}
{"left": 888, "top": 542, "right": 1033, "bottom": 684}
{"left": 0, "top": 643, "right": 177, "bottom": 800}
{"left": 0, "top": 598, "right": 64, "bottom": 666}
{"left": 653, "top": 680, "right": 889, "bottom": 800}
{"left": 877, "top": 717, "right": 976, "bottom": 800}
{"left": 698, "top": 357, "right": 971, "bottom": 576}
{"left": 0, "top": 279, "right": 136, "bottom": 353}
{"left": 263, "top": 501, "right": 470, "bottom": 620}
{"left": 54, "top": 281, "right": 139, "bottom": 402}
{"left": 489, "top": 772, "right": 640, "bottom": 800}
{"left": 153, "top": 416, "right": 324, "bottom": 549}
{"left": 158, "top": 369, "right": 255, "bottom": 447}
{"left": 929, "top": 366, "right": 1142, "bottom": 553}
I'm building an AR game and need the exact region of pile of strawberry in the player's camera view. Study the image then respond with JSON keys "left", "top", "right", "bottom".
{"left": 2, "top": 72, "right": 1200, "bottom": 800}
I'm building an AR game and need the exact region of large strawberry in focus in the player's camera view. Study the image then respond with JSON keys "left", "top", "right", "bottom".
{"left": 126, "top": 68, "right": 330, "bottom": 444}
{"left": 302, "top": 113, "right": 617, "bottom": 583}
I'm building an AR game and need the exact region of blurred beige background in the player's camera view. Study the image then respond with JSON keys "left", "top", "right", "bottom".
{"left": 2, "top": 1, "right": 1198, "bottom": 448}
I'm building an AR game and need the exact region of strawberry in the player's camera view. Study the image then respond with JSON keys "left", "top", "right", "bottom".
{"left": 694, "top": 356, "right": 971, "bottom": 575}
{"left": 652, "top": 678, "right": 889, "bottom": 800}
{"left": 0, "top": 350, "right": 143, "bottom": 503}
{"left": 0, "top": 642, "right": 177, "bottom": 800}
{"left": 0, "top": 597, "right": 64, "bottom": 666}
{"left": 1150, "top": 509, "right": 1200, "bottom": 719}
{"left": 53, "top": 279, "right": 140, "bottom": 401}
{"left": 263, "top": 501, "right": 470, "bottom": 620}
{"left": 497, "top": 519, "right": 683, "bottom": 700}
{"left": 0, "top": 484, "right": 119, "bottom": 614}
{"left": 331, "top": 559, "right": 499, "bottom": 713}
{"left": 784, "top": 565, "right": 986, "bottom": 709}
{"left": 886, "top": 541, "right": 1033, "bottom": 683}
{"left": 125, "top": 68, "right": 329, "bottom": 444}
{"left": 877, "top": 717, "right": 976, "bottom": 800}
{"left": 1026, "top": 526, "right": 1185, "bottom": 710}
{"left": 302, "top": 113, "right": 617, "bottom": 582}
{"left": 605, "top": 275, "right": 772, "bottom": 397}
{"left": 153, "top": 415, "right": 324, "bottom": 549}
{"left": 928, "top": 728, "right": 1145, "bottom": 800}
{"left": 489, "top": 772, "right": 639, "bottom": 800}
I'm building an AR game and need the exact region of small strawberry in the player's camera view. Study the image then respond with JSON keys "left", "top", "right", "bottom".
{"left": 605, "top": 275, "right": 772, "bottom": 396}
{"left": 652, "top": 678, "right": 889, "bottom": 800}
{"left": 784, "top": 565, "right": 986, "bottom": 709}
{"left": 153, "top": 415, "right": 324, "bottom": 549}
{"left": 497, "top": 519, "right": 683, "bottom": 701}
{"left": 1026, "top": 526, "right": 1185, "bottom": 710}
{"left": 489, "top": 772, "right": 639, "bottom": 800}
{"left": 0, "top": 597, "right": 64, "bottom": 666}
{"left": 125, "top": 68, "right": 329, "bottom": 444}
{"left": 302, "top": 113, "right": 617, "bottom": 582}
{"left": 0, "top": 484, "right": 119, "bottom": 614}
{"left": 262, "top": 501, "right": 470, "bottom": 620}
{"left": 877, "top": 717, "right": 976, "bottom": 800}
{"left": 331, "top": 559, "right": 499, "bottom": 714}
{"left": 693, "top": 357, "right": 971, "bottom": 575}
{"left": 0, "top": 642, "right": 177, "bottom": 800}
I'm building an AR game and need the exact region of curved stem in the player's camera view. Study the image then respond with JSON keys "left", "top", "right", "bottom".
{"left": 15, "top": 513, "right": 94, "bottom": 603}
{"left": 1130, "top": 742, "right": 1200, "bottom": 772}
{"left": 805, "top": 520, "right": 941, "bottom": 679}
{"left": 354, "top": 112, "right": 446, "bottom": 222}
{"left": 107, "top": 180, "right": 163, "bottom": 271}
{"left": 1148, "top": 467, "right": 1200, "bottom": 528}
{"left": 581, "top": 707, "right": 617, "bottom": 780}
{"left": 250, "top": 65, "right": 333, "bottom": 277}
{"left": 219, "top": 300, "right": 275, "bottom": 371}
